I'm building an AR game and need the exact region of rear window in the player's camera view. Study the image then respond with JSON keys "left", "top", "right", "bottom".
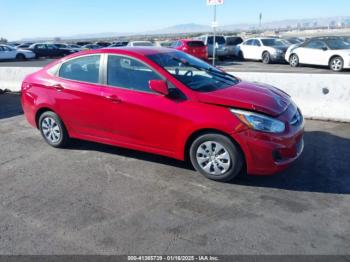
{"left": 207, "top": 36, "right": 226, "bottom": 45}
{"left": 225, "top": 37, "right": 243, "bottom": 46}
{"left": 187, "top": 41, "right": 205, "bottom": 47}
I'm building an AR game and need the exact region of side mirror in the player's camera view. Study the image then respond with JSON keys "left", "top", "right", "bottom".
{"left": 149, "top": 80, "right": 169, "bottom": 96}
{"left": 322, "top": 47, "right": 328, "bottom": 51}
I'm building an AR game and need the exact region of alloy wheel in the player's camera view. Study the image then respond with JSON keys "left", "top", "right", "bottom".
{"left": 196, "top": 141, "right": 231, "bottom": 176}
{"left": 41, "top": 117, "right": 61, "bottom": 143}
{"left": 331, "top": 58, "right": 343, "bottom": 71}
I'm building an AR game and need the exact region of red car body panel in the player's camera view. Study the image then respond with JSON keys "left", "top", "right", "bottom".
{"left": 21, "top": 47, "right": 304, "bottom": 175}
{"left": 173, "top": 39, "right": 208, "bottom": 61}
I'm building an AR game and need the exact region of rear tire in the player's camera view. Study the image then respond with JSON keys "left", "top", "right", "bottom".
{"left": 39, "top": 111, "right": 69, "bottom": 148}
{"left": 189, "top": 134, "right": 243, "bottom": 182}
{"left": 289, "top": 54, "right": 299, "bottom": 67}
{"left": 329, "top": 56, "right": 344, "bottom": 72}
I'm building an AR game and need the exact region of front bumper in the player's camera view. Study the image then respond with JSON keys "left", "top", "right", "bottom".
{"left": 271, "top": 52, "right": 286, "bottom": 62}
{"left": 232, "top": 110, "right": 304, "bottom": 175}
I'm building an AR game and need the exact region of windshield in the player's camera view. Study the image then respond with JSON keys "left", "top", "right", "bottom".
{"left": 261, "top": 38, "right": 288, "bottom": 46}
{"left": 326, "top": 39, "right": 350, "bottom": 50}
{"left": 147, "top": 51, "right": 239, "bottom": 92}
{"left": 207, "top": 36, "right": 226, "bottom": 45}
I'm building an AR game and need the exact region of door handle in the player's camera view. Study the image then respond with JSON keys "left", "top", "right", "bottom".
{"left": 104, "top": 95, "right": 122, "bottom": 103}
{"left": 52, "top": 84, "right": 64, "bottom": 91}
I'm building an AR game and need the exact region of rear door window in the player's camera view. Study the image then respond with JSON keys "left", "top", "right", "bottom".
{"left": 59, "top": 55, "right": 101, "bottom": 84}
{"left": 187, "top": 41, "right": 205, "bottom": 47}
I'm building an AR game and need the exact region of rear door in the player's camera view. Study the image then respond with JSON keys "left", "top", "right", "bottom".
{"left": 240, "top": 39, "right": 255, "bottom": 59}
{"left": 49, "top": 54, "right": 106, "bottom": 137}
{"left": 99, "top": 54, "right": 181, "bottom": 154}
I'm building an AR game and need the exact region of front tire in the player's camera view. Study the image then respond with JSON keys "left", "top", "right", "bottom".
{"left": 189, "top": 134, "right": 243, "bottom": 182}
{"left": 16, "top": 53, "right": 26, "bottom": 61}
{"left": 262, "top": 52, "right": 271, "bottom": 64}
{"left": 39, "top": 111, "right": 69, "bottom": 148}
{"left": 330, "top": 56, "right": 344, "bottom": 72}
{"left": 289, "top": 54, "right": 299, "bottom": 67}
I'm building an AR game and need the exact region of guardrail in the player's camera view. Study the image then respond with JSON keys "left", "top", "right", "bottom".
{"left": 0, "top": 67, "right": 349, "bottom": 122}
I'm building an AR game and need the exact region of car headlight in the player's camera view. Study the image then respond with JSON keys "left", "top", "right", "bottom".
{"left": 230, "top": 109, "right": 285, "bottom": 133}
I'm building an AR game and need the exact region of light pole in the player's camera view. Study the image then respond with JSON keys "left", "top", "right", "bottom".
{"left": 212, "top": 5, "right": 217, "bottom": 66}
{"left": 207, "top": 0, "right": 223, "bottom": 66}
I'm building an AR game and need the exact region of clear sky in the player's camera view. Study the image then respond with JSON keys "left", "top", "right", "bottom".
{"left": 1, "top": 0, "right": 349, "bottom": 40}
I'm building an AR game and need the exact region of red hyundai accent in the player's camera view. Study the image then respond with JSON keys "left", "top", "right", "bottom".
{"left": 21, "top": 47, "right": 304, "bottom": 182}
{"left": 171, "top": 39, "right": 208, "bottom": 61}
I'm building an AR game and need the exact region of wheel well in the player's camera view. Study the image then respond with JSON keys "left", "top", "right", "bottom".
{"left": 184, "top": 129, "right": 246, "bottom": 167}
{"left": 329, "top": 55, "right": 342, "bottom": 66}
{"left": 35, "top": 108, "right": 53, "bottom": 128}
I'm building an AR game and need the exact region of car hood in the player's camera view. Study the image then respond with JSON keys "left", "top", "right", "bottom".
{"left": 17, "top": 49, "right": 34, "bottom": 53}
{"left": 197, "top": 81, "right": 291, "bottom": 116}
{"left": 274, "top": 46, "right": 289, "bottom": 52}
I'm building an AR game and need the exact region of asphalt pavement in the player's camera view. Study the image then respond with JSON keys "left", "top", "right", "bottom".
{"left": 0, "top": 93, "right": 349, "bottom": 254}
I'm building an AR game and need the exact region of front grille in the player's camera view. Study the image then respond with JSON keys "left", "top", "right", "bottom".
{"left": 290, "top": 109, "right": 303, "bottom": 126}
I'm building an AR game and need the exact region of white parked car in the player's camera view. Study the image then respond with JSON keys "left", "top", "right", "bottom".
{"left": 0, "top": 44, "right": 35, "bottom": 60}
{"left": 285, "top": 37, "right": 350, "bottom": 72}
{"left": 236, "top": 38, "right": 290, "bottom": 64}
{"left": 127, "top": 41, "right": 155, "bottom": 47}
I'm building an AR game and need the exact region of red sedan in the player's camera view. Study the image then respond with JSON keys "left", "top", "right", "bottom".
{"left": 21, "top": 47, "right": 304, "bottom": 182}
{"left": 171, "top": 39, "right": 208, "bottom": 61}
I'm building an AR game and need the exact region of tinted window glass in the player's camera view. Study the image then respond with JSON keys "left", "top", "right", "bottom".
{"left": 305, "top": 40, "right": 327, "bottom": 49}
{"left": 253, "top": 40, "right": 261, "bottom": 46}
{"left": 207, "top": 36, "right": 226, "bottom": 45}
{"left": 326, "top": 39, "right": 350, "bottom": 50}
{"left": 107, "top": 55, "right": 162, "bottom": 92}
{"left": 59, "top": 55, "right": 101, "bottom": 83}
{"left": 225, "top": 37, "right": 243, "bottom": 46}
{"left": 245, "top": 39, "right": 254, "bottom": 45}
{"left": 261, "top": 38, "right": 288, "bottom": 46}
{"left": 187, "top": 41, "right": 205, "bottom": 47}
{"left": 36, "top": 44, "right": 46, "bottom": 49}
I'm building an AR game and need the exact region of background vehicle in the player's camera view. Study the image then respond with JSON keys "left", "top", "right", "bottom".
{"left": 197, "top": 35, "right": 228, "bottom": 59}
{"left": 170, "top": 39, "right": 208, "bottom": 60}
{"left": 225, "top": 36, "right": 243, "bottom": 57}
{"left": 237, "top": 37, "right": 290, "bottom": 64}
{"left": 95, "top": 41, "right": 111, "bottom": 47}
{"left": 53, "top": 43, "right": 84, "bottom": 52}
{"left": 127, "top": 41, "right": 155, "bottom": 47}
{"left": 16, "top": 42, "right": 34, "bottom": 49}
{"left": 81, "top": 44, "right": 101, "bottom": 50}
{"left": 25, "top": 43, "right": 76, "bottom": 58}
{"left": 76, "top": 41, "right": 92, "bottom": 46}
{"left": 286, "top": 37, "right": 350, "bottom": 72}
{"left": 0, "top": 44, "right": 35, "bottom": 60}
{"left": 21, "top": 47, "right": 303, "bottom": 182}
{"left": 109, "top": 41, "right": 129, "bottom": 47}
{"left": 283, "top": 37, "right": 305, "bottom": 45}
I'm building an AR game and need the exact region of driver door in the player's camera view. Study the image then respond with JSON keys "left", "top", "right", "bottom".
{"left": 298, "top": 40, "right": 329, "bottom": 65}
{"left": 99, "top": 54, "right": 182, "bottom": 154}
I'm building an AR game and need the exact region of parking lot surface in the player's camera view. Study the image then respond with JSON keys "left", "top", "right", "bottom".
{"left": 0, "top": 94, "right": 349, "bottom": 254}
{"left": 1, "top": 58, "right": 349, "bottom": 74}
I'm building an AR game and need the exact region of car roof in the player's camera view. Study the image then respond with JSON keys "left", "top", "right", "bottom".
{"left": 102, "top": 47, "right": 174, "bottom": 55}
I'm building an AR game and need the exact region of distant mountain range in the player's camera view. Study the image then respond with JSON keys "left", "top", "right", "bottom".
{"left": 20, "top": 16, "right": 350, "bottom": 41}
